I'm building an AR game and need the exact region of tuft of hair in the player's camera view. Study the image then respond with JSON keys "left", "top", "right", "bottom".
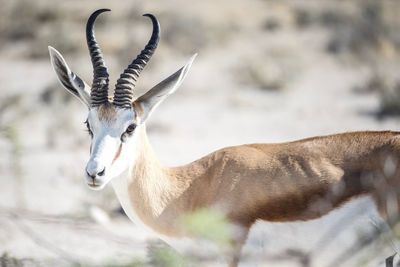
{"left": 97, "top": 102, "right": 117, "bottom": 121}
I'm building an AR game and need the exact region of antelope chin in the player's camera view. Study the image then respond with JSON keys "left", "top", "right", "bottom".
{"left": 86, "top": 175, "right": 109, "bottom": 190}
{"left": 87, "top": 182, "right": 107, "bottom": 191}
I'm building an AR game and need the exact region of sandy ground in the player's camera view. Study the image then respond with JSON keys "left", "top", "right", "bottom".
{"left": 1, "top": 0, "right": 400, "bottom": 266}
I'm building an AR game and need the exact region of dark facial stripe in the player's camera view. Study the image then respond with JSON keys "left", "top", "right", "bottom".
{"left": 112, "top": 143, "right": 122, "bottom": 165}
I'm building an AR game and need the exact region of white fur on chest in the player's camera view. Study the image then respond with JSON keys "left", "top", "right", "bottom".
{"left": 110, "top": 174, "right": 241, "bottom": 258}
{"left": 111, "top": 173, "right": 199, "bottom": 253}
{"left": 111, "top": 173, "right": 159, "bottom": 235}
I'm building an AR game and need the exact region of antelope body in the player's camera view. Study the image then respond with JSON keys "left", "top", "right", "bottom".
{"left": 49, "top": 9, "right": 400, "bottom": 267}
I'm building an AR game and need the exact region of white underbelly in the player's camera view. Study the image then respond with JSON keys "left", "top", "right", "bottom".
{"left": 242, "top": 195, "right": 382, "bottom": 266}
{"left": 112, "top": 175, "right": 382, "bottom": 266}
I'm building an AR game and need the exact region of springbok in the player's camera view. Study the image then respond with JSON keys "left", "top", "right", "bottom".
{"left": 49, "top": 9, "right": 400, "bottom": 266}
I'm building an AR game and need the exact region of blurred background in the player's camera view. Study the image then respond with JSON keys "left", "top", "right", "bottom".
{"left": 1, "top": 0, "right": 400, "bottom": 266}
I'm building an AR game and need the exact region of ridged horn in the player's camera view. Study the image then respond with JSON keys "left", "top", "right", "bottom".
{"left": 86, "top": 8, "right": 110, "bottom": 107}
{"left": 113, "top": 14, "right": 160, "bottom": 108}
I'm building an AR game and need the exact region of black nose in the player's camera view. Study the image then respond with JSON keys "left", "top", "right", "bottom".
{"left": 86, "top": 170, "right": 95, "bottom": 179}
{"left": 98, "top": 167, "right": 105, "bottom": 176}
{"left": 86, "top": 167, "right": 105, "bottom": 178}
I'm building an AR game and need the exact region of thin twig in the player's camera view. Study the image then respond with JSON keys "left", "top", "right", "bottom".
{"left": 311, "top": 197, "right": 372, "bottom": 256}
{"left": 326, "top": 220, "right": 386, "bottom": 267}
{"left": 0, "top": 205, "right": 146, "bottom": 249}
{"left": 11, "top": 213, "right": 79, "bottom": 264}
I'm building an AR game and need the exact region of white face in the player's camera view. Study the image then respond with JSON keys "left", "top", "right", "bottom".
{"left": 84, "top": 106, "right": 138, "bottom": 190}
{"left": 49, "top": 45, "right": 196, "bottom": 190}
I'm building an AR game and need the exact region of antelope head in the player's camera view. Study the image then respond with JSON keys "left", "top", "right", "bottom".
{"left": 49, "top": 9, "right": 196, "bottom": 190}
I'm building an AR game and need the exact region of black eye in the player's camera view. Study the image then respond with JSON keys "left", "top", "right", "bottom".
{"left": 121, "top": 124, "right": 136, "bottom": 142}
{"left": 84, "top": 120, "right": 93, "bottom": 137}
{"left": 126, "top": 124, "right": 136, "bottom": 134}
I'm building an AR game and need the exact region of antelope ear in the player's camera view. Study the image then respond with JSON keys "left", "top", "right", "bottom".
{"left": 48, "top": 46, "right": 91, "bottom": 108}
{"left": 134, "top": 54, "right": 197, "bottom": 122}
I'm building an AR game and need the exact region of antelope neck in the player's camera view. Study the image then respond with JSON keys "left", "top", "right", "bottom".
{"left": 112, "top": 126, "right": 198, "bottom": 237}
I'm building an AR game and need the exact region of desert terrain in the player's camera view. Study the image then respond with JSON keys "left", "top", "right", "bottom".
{"left": 1, "top": 0, "right": 400, "bottom": 266}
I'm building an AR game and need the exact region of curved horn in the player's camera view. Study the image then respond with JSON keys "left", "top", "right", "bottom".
{"left": 86, "top": 8, "right": 110, "bottom": 107}
{"left": 113, "top": 14, "right": 160, "bottom": 108}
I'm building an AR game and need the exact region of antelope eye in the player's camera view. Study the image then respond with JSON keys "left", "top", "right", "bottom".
{"left": 121, "top": 124, "right": 136, "bottom": 142}
{"left": 84, "top": 120, "right": 93, "bottom": 137}
{"left": 126, "top": 124, "right": 136, "bottom": 134}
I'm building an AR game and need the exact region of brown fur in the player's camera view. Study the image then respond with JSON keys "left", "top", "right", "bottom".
{"left": 126, "top": 129, "right": 400, "bottom": 266}
{"left": 132, "top": 101, "right": 144, "bottom": 123}
{"left": 98, "top": 103, "right": 116, "bottom": 120}
{"left": 112, "top": 144, "right": 122, "bottom": 165}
